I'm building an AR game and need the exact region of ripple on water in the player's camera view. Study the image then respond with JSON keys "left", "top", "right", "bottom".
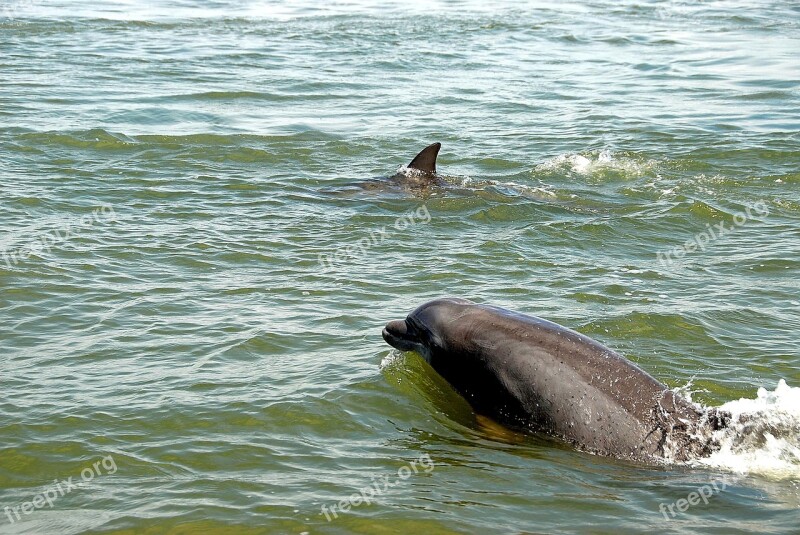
{"left": 1, "top": 0, "right": 799, "bottom": 533}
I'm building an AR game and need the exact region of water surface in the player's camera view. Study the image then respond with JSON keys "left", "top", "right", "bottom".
{"left": 1, "top": 1, "right": 799, "bottom": 533}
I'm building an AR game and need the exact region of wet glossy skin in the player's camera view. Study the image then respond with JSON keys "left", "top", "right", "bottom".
{"left": 383, "top": 298, "right": 724, "bottom": 462}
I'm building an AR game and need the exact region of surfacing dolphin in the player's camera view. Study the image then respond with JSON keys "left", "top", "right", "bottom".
{"left": 330, "top": 142, "right": 446, "bottom": 195}
{"left": 388, "top": 142, "right": 446, "bottom": 189}
{"left": 406, "top": 142, "right": 441, "bottom": 176}
{"left": 383, "top": 298, "right": 729, "bottom": 463}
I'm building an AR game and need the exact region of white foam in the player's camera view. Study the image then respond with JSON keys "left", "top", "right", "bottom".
{"left": 691, "top": 380, "right": 800, "bottom": 479}
{"left": 395, "top": 166, "right": 431, "bottom": 179}
{"left": 379, "top": 350, "right": 405, "bottom": 370}
{"left": 536, "top": 149, "right": 654, "bottom": 177}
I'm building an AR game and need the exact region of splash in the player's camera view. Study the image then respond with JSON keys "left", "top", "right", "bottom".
{"left": 395, "top": 166, "right": 432, "bottom": 179}
{"left": 379, "top": 350, "right": 406, "bottom": 370}
{"left": 691, "top": 380, "right": 800, "bottom": 479}
{"left": 536, "top": 149, "right": 656, "bottom": 177}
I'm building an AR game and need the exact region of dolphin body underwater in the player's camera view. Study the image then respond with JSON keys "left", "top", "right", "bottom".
{"left": 383, "top": 298, "right": 730, "bottom": 463}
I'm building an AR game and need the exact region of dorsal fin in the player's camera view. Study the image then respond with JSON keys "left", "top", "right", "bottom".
{"left": 407, "top": 142, "right": 441, "bottom": 174}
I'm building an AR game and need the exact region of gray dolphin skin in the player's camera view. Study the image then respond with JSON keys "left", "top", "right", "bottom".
{"left": 407, "top": 142, "right": 440, "bottom": 175}
{"left": 383, "top": 298, "right": 728, "bottom": 462}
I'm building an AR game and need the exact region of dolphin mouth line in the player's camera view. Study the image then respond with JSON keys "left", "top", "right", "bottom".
{"left": 381, "top": 327, "right": 404, "bottom": 346}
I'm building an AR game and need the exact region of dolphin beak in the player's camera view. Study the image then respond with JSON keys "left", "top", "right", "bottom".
{"left": 382, "top": 319, "right": 418, "bottom": 351}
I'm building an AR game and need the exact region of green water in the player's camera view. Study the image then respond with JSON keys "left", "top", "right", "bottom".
{"left": 1, "top": 1, "right": 799, "bottom": 533}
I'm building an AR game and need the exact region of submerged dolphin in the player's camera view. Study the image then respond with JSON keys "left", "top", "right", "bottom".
{"left": 333, "top": 142, "right": 445, "bottom": 194}
{"left": 383, "top": 298, "right": 728, "bottom": 463}
{"left": 389, "top": 142, "right": 445, "bottom": 189}
{"left": 405, "top": 142, "right": 440, "bottom": 175}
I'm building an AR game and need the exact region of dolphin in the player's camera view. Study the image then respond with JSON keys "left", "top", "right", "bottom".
{"left": 388, "top": 142, "right": 446, "bottom": 189}
{"left": 406, "top": 142, "right": 441, "bottom": 176}
{"left": 330, "top": 142, "right": 444, "bottom": 194}
{"left": 382, "top": 298, "right": 728, "bottom": 463}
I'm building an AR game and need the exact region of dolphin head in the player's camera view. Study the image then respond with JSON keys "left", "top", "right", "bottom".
{"left": 382, "top": 297, "right": 474, "bottom": 362}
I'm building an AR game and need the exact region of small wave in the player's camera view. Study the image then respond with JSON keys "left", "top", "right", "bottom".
{"left": 481, "top": 180, "right": 558, "bottom": 199}
{"left": 692, "top": 380, "right": 800, "bottom": 479}
{"left": 535, "top": 149, "right": 657, "bottom": 178}
{"left": 166, "top": 90, "right": 273, "bottom": 101}
{"left": 409, "top": 171, "right": 559, "bottom": 200}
